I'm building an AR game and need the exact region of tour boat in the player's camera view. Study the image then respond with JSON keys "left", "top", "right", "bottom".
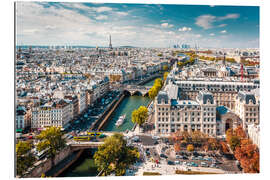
{"left": 115, "top": 114, "right": 126, "bottom": 127}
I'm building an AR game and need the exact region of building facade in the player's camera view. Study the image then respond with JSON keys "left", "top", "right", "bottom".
{"left": 154, "top": 83, "right": 218, "bottom": 137}
{"left": 31, "top": 100, "right": 72, "bottom": 129}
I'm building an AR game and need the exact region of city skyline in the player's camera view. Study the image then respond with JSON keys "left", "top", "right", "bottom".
{"left": 16, "top": 2, "right": 259, "bottom": 48}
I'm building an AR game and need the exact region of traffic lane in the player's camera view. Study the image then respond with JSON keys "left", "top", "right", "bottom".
{"left": 138, "top": 135, "right": 156, "bottom": 146}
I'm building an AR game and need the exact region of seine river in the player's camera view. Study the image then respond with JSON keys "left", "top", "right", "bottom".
{"left": 60, "top": 78, "right": 156, "bottom": 177}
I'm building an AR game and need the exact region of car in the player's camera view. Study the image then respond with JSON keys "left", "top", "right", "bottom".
{"left": 182, "top": 156, "right": 189, "bottom": 160}
{"left": 167, "top": 160, "right": 174, "bottom": 165}
{"left": 187, "top": 162, "right": 192, "bottom": 167}
{"left": 175, "top": 155, "right": 182, "bottom": 159}
{"left": 201, "top": 162, "right": 208, "bottom": 167}
{"left": 198, "top": 156, "right": 204, "bottom": 160}
{"left": 160, "top": 154, "right": 168, "bottom": 159}
{"left": 175, "top": 160, "right": 180, "bottom": 164}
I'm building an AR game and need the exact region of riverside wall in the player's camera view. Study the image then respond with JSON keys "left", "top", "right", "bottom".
{"left": 24, "top": 146, "right": 71, "bottom": 178}
{"left": 97, "top": 93, "right": 126, "bottom": 130}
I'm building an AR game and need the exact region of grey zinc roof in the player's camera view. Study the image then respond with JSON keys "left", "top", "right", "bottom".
{"left": 197, "top": 91, "right": 214, "bottom": 104}
{"left": 238, "top": 91, "right": 256, "bottom": 104}
{"left": 157, "top": 91, "right": 169, "bottom": 104}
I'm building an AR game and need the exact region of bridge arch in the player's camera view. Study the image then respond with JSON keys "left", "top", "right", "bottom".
{"left": 132, "top": 91, "right": 143, "bottom": 96}
{"left": 123, "top": 90, "right": 131, "bottom": 96}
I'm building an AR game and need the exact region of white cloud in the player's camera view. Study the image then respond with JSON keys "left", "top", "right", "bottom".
{"left": 95, "top": 15, "right": 108, "bottom": 20}
{"left": 195, "top": 13, "right": 240, "bottom": 29}
{"left": 220, "top": 30, "right": 227, "bottom": 33}
{"left": 218, "top": 13, "right": 240, "bottom": 20}
{"left": 218, "top": 24, "right": 227, "bottom": 28}
{"left": 209, "top": 33, "right": 215, "bottom": 36}
{"left": 178, "top": 26, "right": 192, "bottom": 32}
{"left": 195, "top": 15, "right": 216, "bottom": 29}
{"left": 116, "top": 12, "right": 128, "bottom": 16}
{"left": 161, "top": 23, "right": 174, "bottom": 28}
{"left": 94, "top": 6, "right": 113, "bottom": 13}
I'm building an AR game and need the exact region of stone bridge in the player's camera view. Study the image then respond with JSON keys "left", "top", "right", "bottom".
{"left": 68, "top": 141, "right": 104, "bottom": 151}
{"left": 123, "top": 85, "right": 152, "bottom": 96}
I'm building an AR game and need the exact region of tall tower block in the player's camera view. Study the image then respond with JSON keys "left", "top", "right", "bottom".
{"left": 109, "top": 34, "right": 112, "bottom": 50}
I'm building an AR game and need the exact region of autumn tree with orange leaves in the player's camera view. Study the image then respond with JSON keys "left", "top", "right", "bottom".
{"left": 235, "top": 143, "right": 259, "bottom": 173}
{"left": 225, "top": 126, "right": 259, "bottom": 173}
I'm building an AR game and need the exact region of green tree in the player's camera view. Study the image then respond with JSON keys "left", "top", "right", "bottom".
{"left": 36, "top": 127, "right": 66, "bottom": 167}
{"left": 187, "top": 144, "right": 194, "bottom": 152}
{"left": 94, "top": 133, "right": 140, "bottom": 176}
{"left": 16, "top": 141, "right": 36, "bottom": 176}
{"left": 148, "top": 86, "right": 158, "bottom": 100}
{"left": 131, "top": 106, "right": 149, "bottom": 126}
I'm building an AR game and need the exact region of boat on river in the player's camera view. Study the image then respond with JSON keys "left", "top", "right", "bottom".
{"left": 115, "top": 114, "right": 126, "bottom": 127}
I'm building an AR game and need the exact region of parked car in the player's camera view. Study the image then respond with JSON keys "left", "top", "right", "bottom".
{"left": 175, "top": 160, "right": 180, "bottom": 165}
{"left": 167, "top": 160, "right": 174, "bottom": 165}
{"left": 201, "top": 162, "right": 208, "bottom": 167}
{"left": 182, "top": 156, "right": 189, "bottom": 160}
{"left": 160, "top": 154, "right": 168, "bottom": 159}
{"left": 176, "top": 155, "right": 183, "bottom": 159}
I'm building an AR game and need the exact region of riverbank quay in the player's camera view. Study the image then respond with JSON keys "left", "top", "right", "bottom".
{"left": 89, "top": 92, "right": 124, "bottom": 131}
{"left": 97, "top": 93, "right": 126, "bottom": 131}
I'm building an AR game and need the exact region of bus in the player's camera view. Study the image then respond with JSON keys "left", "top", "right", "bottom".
{"left": 73, "top": 136, "right": 91, "bottom": 141}
{"left": 87, "top": 132, "right": 101, "bottom": 137}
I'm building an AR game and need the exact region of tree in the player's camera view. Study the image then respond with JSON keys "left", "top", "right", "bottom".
{"left": 163, "top": 65, "right": 168, "bottom": 71}
{"left": 94, "top": 133, "right": 140, "bottom": 176}
{"left": 235, "top": 126, "right": 246, "bottom": 139}
{"left": 16, "top": 141, "right": 36, "bottom": 176}
{"left": 148, "top": 86, "right": 158, "bottom": 100}
{"left": 229, "top": 136, "right": 241, "bottom": 151}
{"left": 154, "top": 78, "right": 163, "bottom": 91}
{"left": 235, "top": 144, "right": 259, "bottom": 173}
{"left": 207, "top": 138, "right": 220, "bottom": 151}
{"left": 36, "top": 127, "right": 66, "bottom": 167}
{"left": 174, "top": 143, "right": 181, "bottom": 153}
{"left": 226, "top": 128, "right": 234, "bottom": 143}
{"left": 163, "top": 72, "right": 169, "bottom": 82}
{"left": 191, "top": 131, "right": 205, "bottom": 145}
{"left": 131, "top": 106, "right": 148, "bottom": 126}
{"left": 187, "top": 144, "right": 194, "bottom": 152}
{"left": 220, "top": 141, "right": 230, "bottom": 154}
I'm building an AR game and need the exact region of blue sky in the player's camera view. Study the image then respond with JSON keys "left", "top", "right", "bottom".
{"left": 16, "top": 2, "right": 259, "bottom": 48}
